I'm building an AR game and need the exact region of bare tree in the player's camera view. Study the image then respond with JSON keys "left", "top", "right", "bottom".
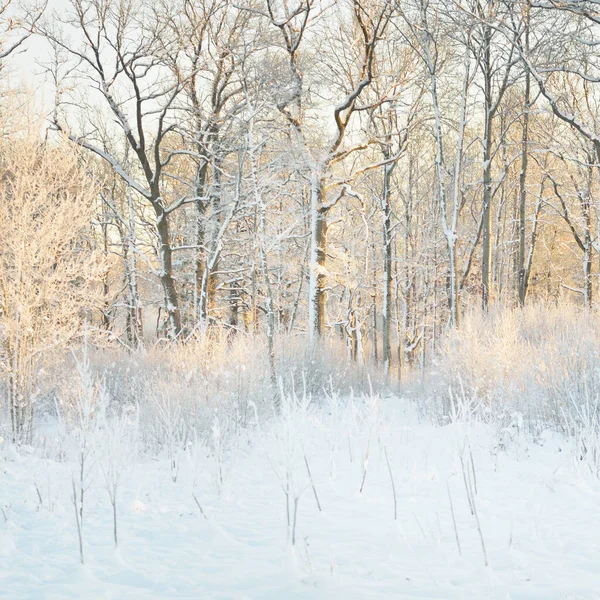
{"left": 42, "top": 0, "right": 194, "bottom": 339}
{"left": 466, "top": 0, "right": 516, "bottom": 310}
{"left": 0, "top": 0, "right": 44, "bottom": 64}
{"left": 163, "top": 0, "right": 248, "bottom": 328}
{"left": 402, "top": 0, "right": 475, "bottom": 327}
{"left": 257, "top": 0, "right": 393, "bottom": 339}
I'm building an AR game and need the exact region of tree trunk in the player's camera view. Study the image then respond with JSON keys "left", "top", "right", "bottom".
{"left": 481, "top": 24, "right": 493, "bottom": 311}
{"left": 194, "top": 161, "right": 209, "bottom": 324}
{"left": 518, "top": 11, "right": 531, "bottom": 306}
{"left": 308, "top": 174, "right": 327, "bottom": 340}
{"left": 125, "top": 190, "right": 143, "bottom": 349}
{"left": 382, "top": 162, "right": 393, "bottom": 374}
{"left": 583, "top": 166, "right": 593, "bottom": 307}
{"left": 447, "top": 237, "right": 459, "bottom": 327}
{"left": 199, "top": 164, "right": 222, "bottom": 327}
{"left": 155, "top": 206, "right": 181, "bottom": 340}
{"left": 100, "top": 204, "right": 113, "bottom": 331}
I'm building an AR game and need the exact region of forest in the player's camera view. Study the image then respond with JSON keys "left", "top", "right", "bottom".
{"left": 2, "top": 0, "right": 600, "bottom": 598}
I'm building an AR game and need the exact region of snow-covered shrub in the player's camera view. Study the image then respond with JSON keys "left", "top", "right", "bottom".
{"left": 276, "top": 335, "right": 387, "bottom": 398}
{"left": 415, "top": 302, "right": 600, "bottom": 435}
{"left": 18, "top": 330, "right": 387, "bottom": 457}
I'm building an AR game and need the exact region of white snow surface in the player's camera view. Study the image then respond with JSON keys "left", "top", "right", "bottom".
{"left": 1, "top": 396, "right": 600, "bottom": 599}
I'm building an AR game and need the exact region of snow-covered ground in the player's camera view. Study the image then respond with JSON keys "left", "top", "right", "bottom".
{"left": 2, "top": 395, "right": 600, "bottom": 599}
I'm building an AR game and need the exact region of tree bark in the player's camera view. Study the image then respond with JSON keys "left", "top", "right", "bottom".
{"left": 155, "top": 207, "right": 181, "bottom": 340}
{"left": 382, "top": 162, "right": 393, "bottom": 374}
{"left": 308, "top": 174, "right": 327, "bottom": 339}
{"left": 481, "top": 22, "right": 493, "bottom": 310}
{"left": 518, "top": 7, "right": 531, "bottom": 306}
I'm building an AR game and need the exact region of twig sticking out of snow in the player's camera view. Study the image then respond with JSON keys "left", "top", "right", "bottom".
{"left": 470, "top": 449, "right": 478, "bottom": 496}
{"left": 384, "top": 446, "right": 397, "bottom": 520}
{"left": 304, "top": 453, "right": 322, "bottom": 512}
{"left": 291, "top": 495, "right": 300, "bottom": 546}
{"left": 284, "top": 480, "right": 290, "bottom": 535}
{"left": 347, "top": 433, "right": 353, "bottom": 464}
{"left": 460, "top": 452, "right": 474, "bottom": 516}
{"left": 460, "top": 449, "right": 488, "bottom": 566}
{"left": 193, "top": 494, "right": 208, "bottom": 520}
{"left": 472, "top": 490, "right": 488, "bottom": 567}
{"left": 71, "top": 479, "right": 84, "bottom": 564}
{"left": 34, "top": 482, "right": 43, "bottom": 511}
{"left": 359, "top": 437, "right": 370, "bottom": 494}
{"left": 447, "top": 481, "right": 462, "bottom": 557}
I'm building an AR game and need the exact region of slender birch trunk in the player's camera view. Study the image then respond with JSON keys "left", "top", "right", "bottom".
{"left": 518, "top": 7, "right": 531, "bottom": 306}
{"left": 382, "top": 161, "right": 394, "bottom": 374}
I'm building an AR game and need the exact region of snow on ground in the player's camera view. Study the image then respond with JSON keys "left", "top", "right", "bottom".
{"left": 1, "top": 395, "right": 600, "bottom": 599}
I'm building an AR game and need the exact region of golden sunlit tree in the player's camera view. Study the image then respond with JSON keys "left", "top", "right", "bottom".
{"left": 0, "top": 134, "right": 105, "bottom": 441}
